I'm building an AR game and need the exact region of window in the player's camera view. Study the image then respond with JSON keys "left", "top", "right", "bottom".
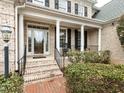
{"left": 45, "top": 0, "right": 49, "bottom": 7}
{"left": 55, "top": 0, "right": 59, "bottom": 9}
{"left": 78, "top": 5, "right": 83, "bottom": 16}
{"left": 60, "top": 28, "right": 67, "bottom": 48}
{"left": 75, "top": 3, "right": 78, "bottom": 14}
{"left": 75, "top": 30, "right": 81, "bottom": 50}
{"left": 27, "top": 0, "right": 32, "bottom": 2}
{"left": 34, "top": 30, "right": 44, "bottom": 54}
{"left": 28, "top": 29, "right": 32, "bottom": 52}
{"left": 67, "top": 1, "right": 71, "bottom": 13}
{"left": 84, "top": 6, "right": 88, "bottom": 17}
{"left": 59, "top": 0, "right": 67, "bottom": 11}
{"left": 28, "top": 25, "right": 49, "bottom": 54}
{"left": 33, "top": 0, "right": 45, "bottom": 6}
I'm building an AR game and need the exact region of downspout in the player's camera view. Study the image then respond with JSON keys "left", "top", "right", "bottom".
{"left": 15, "top": 3, "right": 25, "bottom": 71}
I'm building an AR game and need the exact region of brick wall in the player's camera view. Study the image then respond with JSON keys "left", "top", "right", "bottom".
{"left": 102, "top": 23, "right": 124, "bottom": 63}
{"left": 0, "top": 0, "right": 15, "bottom": 74}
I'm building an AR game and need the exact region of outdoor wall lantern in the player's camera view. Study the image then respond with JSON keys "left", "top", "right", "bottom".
{"left": 1, "top": 25, "right": 12, "bottom": 78}
{"left": 1, "top": 25, "right": 12, "bottom": 43}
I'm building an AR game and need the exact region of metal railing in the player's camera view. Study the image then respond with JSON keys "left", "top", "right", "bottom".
{"left": 17, "top": 45, "right": 27, "bottom": 76}
{"left": 55, "top": 48, "right": 63, "bottom": 70}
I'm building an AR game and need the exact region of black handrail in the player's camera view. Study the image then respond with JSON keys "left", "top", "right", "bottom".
{"left": 55, "top": 48, "right": 63, "bottom": 70}
{"left": 17, "top": 45, "right": 27, "bottom": 76}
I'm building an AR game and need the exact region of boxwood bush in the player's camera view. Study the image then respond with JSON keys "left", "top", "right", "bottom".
{"left": 0, "top": 73, "right": 23, "bottom": 93}
{"left": 67, "top": 50, "right": 111, "bottom": 64}
{"left": 64, "top": 63, "right": 124, "bottom": 93}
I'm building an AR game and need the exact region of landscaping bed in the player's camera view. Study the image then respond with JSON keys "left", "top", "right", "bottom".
{"left": 64, "top": 63, "right": 124, "bottom": 93}
{"left": 0, "top": 73, "right": 23, "bottom": 93}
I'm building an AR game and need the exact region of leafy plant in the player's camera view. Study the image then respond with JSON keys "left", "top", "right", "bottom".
{"left": 0, "top": 73, "right": 23, "bottom": 93}
{"left": 67, "top": 50, "right": 83, "bottom": 63}
{"left": 117, "top": 15, "right": 124, "bottom": 45}
{"left": 67, "top": 50, "right": 111, "bottom": 64}
{"left": 65, "top": 63, "right": 124, "bottom": 93}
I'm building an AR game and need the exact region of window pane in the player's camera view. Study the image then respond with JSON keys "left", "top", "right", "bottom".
{"left": 55, "top": 0, "right": 59, "bottom": 9}
{"left": 34, "top": 0, "right": 45, "bottom": 6}
{"left": 59, "top": 0, "right": 67, "bottom": 11}
{"left": 27, "top": 0, "right": 32, "bottom": 2}
{"left": 45, "top": 0, "right": 49, "bottom": 7}
{"left": 67, "top": 1, "right": 71, "bottom": 13}
{"left": 84, "top": 6, "right": 88, "bottom": 17}
{"left": 77, "top": 31, "right": 81, "bottom": 49}
{"left": 34, "top": 30, "right": 44, "bottom": 54}
{"left": 28, "top": 30, "right": 32, "bottom": 52}
{"left": 75, "top": 3, "right": 78, "bottom": 14}
{"left": 60, "top": 29, "right": 66, "bottom": 48}
{"left": 46, "top": 32, "right": 49, "bottom": 52}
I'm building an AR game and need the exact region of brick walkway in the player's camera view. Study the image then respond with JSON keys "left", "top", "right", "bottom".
{"left": 24, "top": 77, "right": 66, "bottom": 93}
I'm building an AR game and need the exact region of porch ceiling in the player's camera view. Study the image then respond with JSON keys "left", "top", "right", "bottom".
{"left": 24, "top": 16, "right": 81, "bottom": 29}
{"left": 25, "top": 16, "right": 97, "bottom": 30}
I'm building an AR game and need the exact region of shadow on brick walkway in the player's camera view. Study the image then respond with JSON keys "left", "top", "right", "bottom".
{"left": 24, "top": 77, "right": 66, "bottom": 93}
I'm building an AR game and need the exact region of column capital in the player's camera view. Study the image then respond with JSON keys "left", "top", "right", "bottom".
{"left": 99, "top": 27, "right": 102, "bottom": 30}
{"left": 81, "top": 24, "right": 85, "bottom": 27}
{"left": 56, "top": 19, "right": 61, "bottom": 23}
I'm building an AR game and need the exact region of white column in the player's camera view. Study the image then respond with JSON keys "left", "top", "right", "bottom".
{"left": 56, "top": 20, "right": 60, "bottom": 51}
{"left": 81, "top": 25, "right": 84, "bottom": 51}
{"left": 19, "top": 14, "right": 24, "bottom": 59}
{"left": 98, "top": 28, "right": 102, "bottom": 51}
{"left": 15, "top": 9, "right": 18, "bottom": 70}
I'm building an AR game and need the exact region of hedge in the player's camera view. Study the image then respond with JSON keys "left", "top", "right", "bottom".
{"left": 67, "top": 50, "right": 111, "bottom": 64}
{"left": 64, "top": 63, "right": 124, "bottom": 93}
{"left": 0, "top": 73, "right": 23, "bottom": 93}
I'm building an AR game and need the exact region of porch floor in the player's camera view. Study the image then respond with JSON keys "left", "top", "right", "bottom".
{"left": 24, "top": 77, "right": 66, "bottom": 93}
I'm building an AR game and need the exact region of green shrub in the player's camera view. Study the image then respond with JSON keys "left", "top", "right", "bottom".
{"left": 67, "top": 50, "right": 111, "bottom": 64}
{"left": 0, "top": 73, "right": 23, "bottom": 93}
{"left": 67, "top": 50, "right": 83, "bottom": 63}
{"left": 64, "top": 63, "right": 124, "bottom": 93}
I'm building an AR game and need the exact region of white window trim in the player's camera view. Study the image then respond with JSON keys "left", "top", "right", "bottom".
{"left": 27, "top": 23, "right": 50, "bottom": 56}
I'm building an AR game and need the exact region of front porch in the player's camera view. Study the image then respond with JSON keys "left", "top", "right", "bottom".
{"left": 16, "top": 5, "right": 102, "bottom": 83}
{"left": 18, "top": 18, "right": 101, "bottom": 60}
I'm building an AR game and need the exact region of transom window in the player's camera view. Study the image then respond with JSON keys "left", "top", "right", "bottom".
{"left": 28, "top": 25, "right": 49, "bottom": 54}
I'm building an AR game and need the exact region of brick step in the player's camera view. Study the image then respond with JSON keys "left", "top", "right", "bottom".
{"left": 26, "top": 61, "right": 56, "bottom": 68}
{"left": 24, "top": 70, "right": 63, "bottom": 83}
{"left": 25, "top": 65, "right": 60, "bottom": 75}
{"left": 24, "top": 59, "right": 63, "bottom": 83}
{"left": 26, "top": 57, "right": 55, "bottom": 62}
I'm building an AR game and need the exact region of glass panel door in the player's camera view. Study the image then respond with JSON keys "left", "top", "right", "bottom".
{"left": 27, "top": 26, "right": 49, "bottom": 55}
{"left": 34, "top": 29, "right": 44, "bottom": 54}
